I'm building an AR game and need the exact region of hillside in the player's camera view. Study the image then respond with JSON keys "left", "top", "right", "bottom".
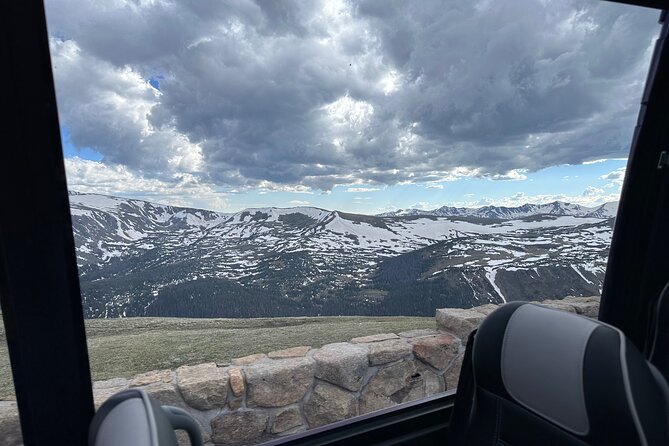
{"left": 69, "top": 193, "right": 614, "bottom": 318}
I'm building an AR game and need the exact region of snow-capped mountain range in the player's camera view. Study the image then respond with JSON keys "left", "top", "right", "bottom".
{"left": 378, "top": 201, "right": 618, "bottom": 219}
{"left": 68, "top": 192, "right": 615, "bottom": 318}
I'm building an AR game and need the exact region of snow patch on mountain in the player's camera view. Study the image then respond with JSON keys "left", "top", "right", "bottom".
{"left": 485, "top": 268, "right": 506, "bottom": 303}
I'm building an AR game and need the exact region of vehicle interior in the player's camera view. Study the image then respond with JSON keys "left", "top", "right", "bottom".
{"left": 1, "top": 0, "right": 669, "bottom": 445}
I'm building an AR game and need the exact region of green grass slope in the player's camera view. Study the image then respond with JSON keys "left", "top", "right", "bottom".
{"left": 0, "top": 316, "right": 433, "bottom": 400}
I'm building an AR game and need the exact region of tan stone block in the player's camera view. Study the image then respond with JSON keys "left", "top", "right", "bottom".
{"left": 142, "top": 381, "right": 185, "bottom": 407}
{"left": 304, "top": 382, "right": 357, "bottom": 428}
{"left": 130, "top": 369, "right": 172, "bottom": 387}
{"left": 176, "top": 363, "right": 228, "bottom": 410}
{"left": 245, "top": 358, "right": 315, "bottom": 407}
{"left": 313, "top": 343, "right": 369, "bottom": 392}
{"left": 435, "top": 308, "right": 486, "bottom": 341}
{"left": 368, "top": 339, "right": 412, "bottom": 365}
{"left": 267, "top": 346, "right": 311, "bottom": 359}
{"left": 232, "top": 353, "right": 268, "bottom": 366}
{"left": 412, "top": 334, "right": 460, "bottom": 370}
{"left": 398, "top": 329, "right": 439, "bottom": 338}
{"left": 228, "top": 367, "right": 245, "bottom": 397}
{"left": 351, "top": 333, "right": 399, "bottom": 343}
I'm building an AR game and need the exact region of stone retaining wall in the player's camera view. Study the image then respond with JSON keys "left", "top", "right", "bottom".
{"left": 0, "top": 296, "right": 600, "bottom": 446}
{"left": 435, "top": 295, "right": 601, "bottom": 341}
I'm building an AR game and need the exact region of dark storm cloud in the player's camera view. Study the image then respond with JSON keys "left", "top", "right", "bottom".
{"left": 357, "top": 0, "right": 654, "bottom": 169}
{"left": 45, "top": 0, "right": 659, "bottom": 190}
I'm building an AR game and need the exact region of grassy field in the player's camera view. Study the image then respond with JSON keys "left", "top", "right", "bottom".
{"left": 0, "top": 315, "right": 434, "bottom": 400}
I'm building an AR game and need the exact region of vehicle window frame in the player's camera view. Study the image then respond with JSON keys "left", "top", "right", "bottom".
{"left": 0, "top": 1, "right": 666, "bottom": 446}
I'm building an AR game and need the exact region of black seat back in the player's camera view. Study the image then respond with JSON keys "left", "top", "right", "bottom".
{"left": 449, "top": 302, "right": 669, "bottom": 446}
{"left": 648, "top": 282, "right": 669, "bottom": 381}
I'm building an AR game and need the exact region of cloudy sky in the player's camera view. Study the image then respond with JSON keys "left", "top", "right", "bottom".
{"left": 45, "top": 0, "right": 659, "bottom": 213}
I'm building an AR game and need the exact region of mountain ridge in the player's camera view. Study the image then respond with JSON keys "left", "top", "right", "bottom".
{"left": 378, "top": 201, "right": 618, "bottom": 219}
{"left": 69, "top": 190, "right": 618, "bottom": 221}
{"left": 67, "top": 192, "right": 614, "bottom": 319}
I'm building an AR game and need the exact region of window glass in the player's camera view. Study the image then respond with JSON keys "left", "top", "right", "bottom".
{"left": 42, "top": 0, "right": 660, "bottom": 443}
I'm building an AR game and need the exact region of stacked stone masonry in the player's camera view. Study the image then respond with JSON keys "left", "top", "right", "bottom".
{"left": 0, "top": 296, "right": 599, "bottom": 446}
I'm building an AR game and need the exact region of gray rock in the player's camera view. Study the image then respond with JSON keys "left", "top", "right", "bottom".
{"left": 360, "top": 359, "right": 444, "bottom": 414}
{"left": 539, "top": 300, "right": 577, "bottom": 313}
{"left": 304, "top": 382, "right": 357, "bottom": 428}
{"left": 142, "top": 381, "right": 185, "bottom": 407}
{"left": 176, "top": 363, "right": 228, "bottom": 410}
{"left": 211, "top": 410, "right": 268, "bottom": 445}
{"left": 93, "top": 384, "right": 130, "bottom": 409}
{"left": 411, "top": 334, "right": 460, "bottom": 370}
{"left": 228, "top": 398, "right": 242, "bottom": 411}
{"left": 351, "top": 333, "right": 399, "bottom": 343}
{"left": 271, "top": 406, "right": 304, "bottom": 434}
{"left": 416, "top": 363, "right": 445, "bottom": 396}
{"left": 562, "top": 297, "right": 600, "bottom": 318}
{"left": 313, "top": 342, "right": 369, "bottom": 391}
{"left": 176, "top": 430, "right": 192, "bottom": 446}
{"left": 395, "top": 364, "right": 444, "bottom": 404}
{"left": 0, "top": 402, "right": 22, "bottom": 446}
{"left": 93, "top": 377, "right": 130, "bottom": 409}
{"left": 398, "top": 329, "right": 439, "bottom": 338}
{"left": 368, "top": 339, "right": 412, "bottom": 365}
{"left": 562, "top": 295, "right": 600, "bottom": 303}
{"left": 471, "top": 303, "right": 499, "bottom": 315}
{"left": 573, "top": 304, "right": 600, "bottom": 318}
{"left": 360, "top": 360, "right": 416, "bottom": 414}
{"left": 435, "top": 308, "right": 486, "bottom": 342}
{"left": 359, "top": 391, "right": 394, "bottom": 414}
{"left": 365, "top": 360, "right": 413, "bottom": 396}
{"left": 245, "top": 357, "right": 315, "bottom": 407}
